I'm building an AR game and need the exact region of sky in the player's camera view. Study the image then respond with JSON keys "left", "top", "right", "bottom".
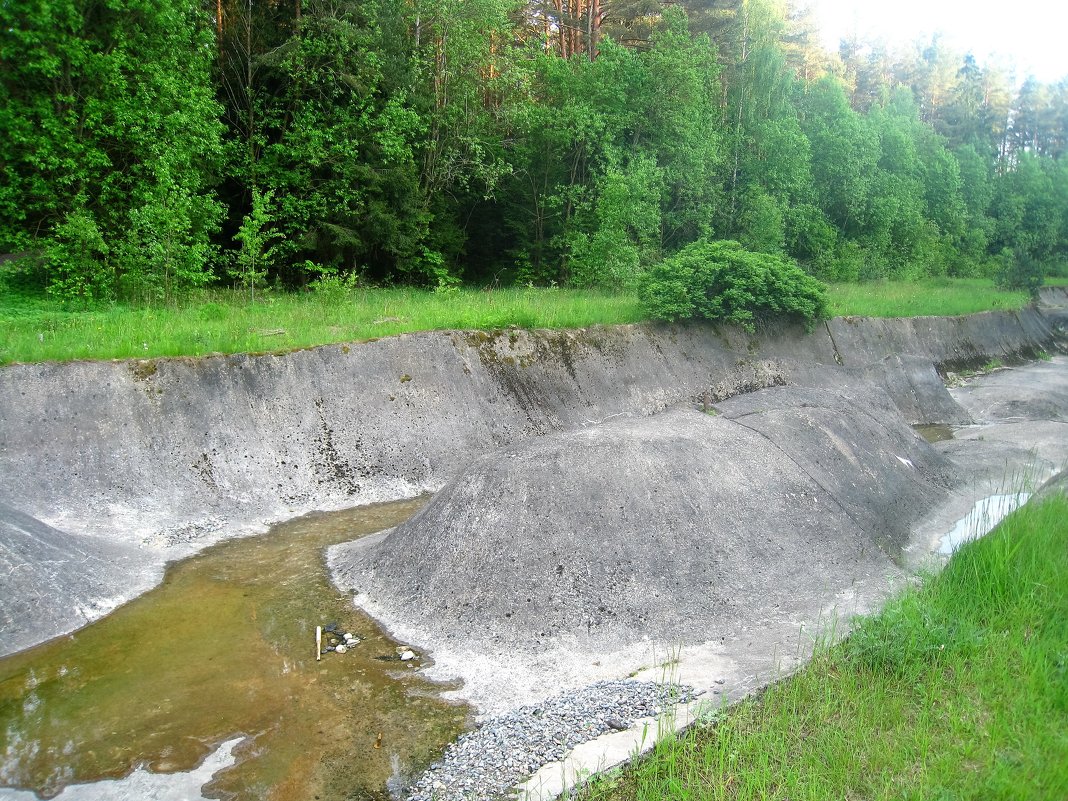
{"left": 804, "top": 0, "right": 1068, "bottom": 84}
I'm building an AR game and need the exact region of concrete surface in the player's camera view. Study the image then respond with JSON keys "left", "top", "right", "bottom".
{"left": 512, "top": 356, "right": 1068, "bottom": 801}
{"left": 1, "top": 305, "right": 1062, "bottom": 657}
{"left": 0, "top": 502, "right": 151, "bottom": 655}
{"left": 331, "top": 395, "right": 917, "bottom": 653}
{"left": 0, "top": 296, "right": 1065, "bottom": 800}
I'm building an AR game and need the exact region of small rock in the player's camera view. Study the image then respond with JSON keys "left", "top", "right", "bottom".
{"left": 714, "top": 678, "right": 726, "bottom": 685}
{"left": 343, "top": 633, "right": 356, "bottom": 641}
{"left": 606, "top": 717, "right": 629, "bottom": 731}
{"left": 400, "top": 649, "right": 416, "bottom": 661}
{"left": 335, "top": 644, "right": 348, "bottom": 654}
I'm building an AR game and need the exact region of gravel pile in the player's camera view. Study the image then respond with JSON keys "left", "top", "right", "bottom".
{"left": 406, "top": 680, "right": 696, "bottom": 801}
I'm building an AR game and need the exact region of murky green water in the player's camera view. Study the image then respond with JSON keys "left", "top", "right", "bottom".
{"left": 913, "top": 423, "right": 956, "bottom": 443}
{"left": 0, "top": 499, "right": 470, "bottom": 800}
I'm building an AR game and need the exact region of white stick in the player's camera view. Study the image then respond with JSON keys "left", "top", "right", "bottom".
{"left": 315, "top": 625, "right": 322, "bottom": 661}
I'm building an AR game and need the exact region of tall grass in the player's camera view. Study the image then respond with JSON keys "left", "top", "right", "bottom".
{"left": 0, "top": 287, "right": 644, "bottom": 365}
{"left": 0, "top": 278, "right": 1036, "bottom": 365}
{"left": 827, "top": 278, "right": 1032, "bottom": 318}
{"left": 577, "top": 494, "right": 1068, "bottom": 801}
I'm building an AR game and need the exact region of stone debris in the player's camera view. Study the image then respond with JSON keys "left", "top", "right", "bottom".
{"left": 405, "top": 679, "right": 695, "bottom": 801}
{"left": 319, "top": 622, "right": 361, "bottom": 656}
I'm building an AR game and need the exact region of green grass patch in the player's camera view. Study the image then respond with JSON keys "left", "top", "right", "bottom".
{"left": 827, "top": 278, "right": 1032, "bottom": 318}
{"left": 578, "top": 494, "right": 1068, "bottom": 801}
{"left": 0, "top": 278, "right": 1038, "bottom": 365}
{"left": 0, "top": 287, "right": 644, "bottom": 365}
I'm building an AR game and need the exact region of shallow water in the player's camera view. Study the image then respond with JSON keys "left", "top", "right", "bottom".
{"left": 913, "top": 423, "right": 956, "bottom": 443}
{"left": 937, "top": 493, "right": 1031, "bottom": 554}
{"left": 0, "top": 499, "right": 470, "bottom": 801}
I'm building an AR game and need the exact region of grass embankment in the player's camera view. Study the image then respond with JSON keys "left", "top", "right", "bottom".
{"left": 578, "top": 494, "right": 1068, "bottom": 801}
{"left": 0, "top": 278, "right": 1035, "bottom": 365}
{"left": 0, "top": 287, "right": 644, "bottom": 366}
{"left": 826, "top": 278, "right": 1031, "bottom": 317}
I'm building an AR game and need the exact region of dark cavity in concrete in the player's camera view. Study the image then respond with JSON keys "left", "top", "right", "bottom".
{"left": 0, "top": 500, "right": 469, "bottom": 801}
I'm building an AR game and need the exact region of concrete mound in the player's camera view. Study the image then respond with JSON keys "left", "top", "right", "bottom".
{"left": 331, "top": 388, "right": 955, "bottom": 652}
{"left": 714, "top": 386, "right": 958, "bottom": 552}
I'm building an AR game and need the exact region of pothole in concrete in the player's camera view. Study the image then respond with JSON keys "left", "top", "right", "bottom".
{"left": 0, "top": 500, "right": 469, "bottom": 801}
{"left": 937, "top": 493, "right": 1031, "bottom": 554}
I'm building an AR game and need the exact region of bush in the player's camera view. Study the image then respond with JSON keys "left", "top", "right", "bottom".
{"left": 639, "top": 240, "right": 829, "bottom": 331}
{"left": 995, "top": 248, "right": 1045, "bottom": 299}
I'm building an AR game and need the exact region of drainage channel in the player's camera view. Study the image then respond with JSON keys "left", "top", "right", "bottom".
{"left": 0, "top": 499, "right": 470, "bottom": 801}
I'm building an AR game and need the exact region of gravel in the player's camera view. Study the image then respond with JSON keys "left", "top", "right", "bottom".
{"left": 405, "top": 679, "right": 696, "bottom": 801}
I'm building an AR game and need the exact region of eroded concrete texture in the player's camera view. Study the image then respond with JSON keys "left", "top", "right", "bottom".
{"left": 331, "top": 386, "right": 953, "bottom": 651}
{"left": 0, "top": 301, "right": 1065, "bottom": 658}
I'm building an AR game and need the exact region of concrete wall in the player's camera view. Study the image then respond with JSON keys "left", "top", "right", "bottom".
{"left": 0, "top": 306, "right": 1063, "bottom": 654}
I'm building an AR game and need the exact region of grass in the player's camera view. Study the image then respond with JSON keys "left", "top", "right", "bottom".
{"left": 575, "top": 493, "right": 1068, "bottom": 801}
{"left": 0, "top": 277, "right": 1041, "bottom": 365}
{"left": 0, "top": 286, "right": 644, "bottom": 366}
{"left": 827, "top": 278, "right": 1032, "bottom": 318}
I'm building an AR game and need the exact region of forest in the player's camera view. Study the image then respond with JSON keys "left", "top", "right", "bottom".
{"left": 1, "top": 0, "right": 1066, "bottom": 303}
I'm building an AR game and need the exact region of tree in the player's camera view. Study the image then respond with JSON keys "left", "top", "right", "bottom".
{"left": 991, "top": 153, "right": 1062, "bottom": 265}
{"left": 0, "top": 0, "right": 224, "bottom": 301}
{"left": 493, "top": 8, "right": 722, "bottom": 286}
{"left": 801, "top": 77, "right": 880, "bottom": 242}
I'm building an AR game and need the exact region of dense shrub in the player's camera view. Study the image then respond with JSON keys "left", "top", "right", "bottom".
{"left": 639, "top": 239, "right": 829, "bottom": 331}
{"left": 995, "top": 248, "right": 1045, "bottom": 299}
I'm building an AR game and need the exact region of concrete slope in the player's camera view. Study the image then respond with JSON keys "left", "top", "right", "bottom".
{"left": 330, "top": 388, "right": 952, "bottom": 656}
{"left": 0, "top": 502, "right": 147, "bottom": 654}
{"left": 714, "top": 385, "right": 959, "bottom": 552}
{"left": 0, "top": 306, "right": 1063, "bottom": 655}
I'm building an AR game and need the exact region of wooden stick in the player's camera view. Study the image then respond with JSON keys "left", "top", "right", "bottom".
{"left": 315, "top": 625, "right": 322, "bottom": 661}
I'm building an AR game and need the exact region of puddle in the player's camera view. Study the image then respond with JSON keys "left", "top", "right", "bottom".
{"left": 0, "top": 499, "right": 470, "bottom": 801}
{"left": 913, "top": 424, "right": 956, "bottom": 443}
{"left": 937, "top": 493, "right": 1030, "bottom": 554}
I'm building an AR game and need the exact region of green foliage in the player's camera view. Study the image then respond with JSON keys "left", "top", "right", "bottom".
{"left": 580, "top": 494, "right": 1068, "bottom": 801}
{"left": 995, "top": 249, "right": 1045, "bottom": 299}
{"left": 0, "top": 0, "right": 223, "bottom": 301}
{"left": 2, "top": 0, "right": 1067, "bottom": 300}
{"left": 639, "top": 240, "right": 829, "bottom": 331}
{"left": 232, "top": 189, "right": 280, "bottom": 301}
{"left": 45, "top": 203, "right": 111, "bottom": 302}
{"left": 568, "top": 157, "right": 664, "bottom": 288}
{"left": 0, "top": 287, "right": 644, "bottom": 365}
{"left": 497, "top": 12, "right": 721, "bottom": 288}
{"left": 826, "top": 278, "right": 1030, "bottom": 317}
